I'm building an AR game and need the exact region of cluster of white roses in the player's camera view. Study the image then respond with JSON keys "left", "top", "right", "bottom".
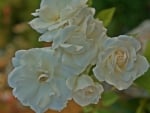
{"left": 8, "top": 0, "right": 149, "bottom": 113}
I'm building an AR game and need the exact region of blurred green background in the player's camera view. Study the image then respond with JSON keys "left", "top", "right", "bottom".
{"left": 0, "top": 0, "right": 150, "bottom": 113}
{"left": 92, "top": 0, "right": 150, "bottom": 36}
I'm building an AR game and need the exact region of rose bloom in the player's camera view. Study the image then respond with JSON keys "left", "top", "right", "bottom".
{"left": 29, "top": 0, "right": 107, "bottom": 75}
{"left": 8, "top": 48, "right": 72, "bottom": 113}
{"left": 29, "top": 0, "right": 94, "bottom": 33}
{"left": 57, "top": 15, "right": 107, "bottom": 75}
{"left": 37, "top": 6, "right": 95, "bottom": 49}
{"left": 67, "top": 75, "right": 104, "bottom": 106}
{"left": 93, "top": 35, "right": 149, "bottom": 90}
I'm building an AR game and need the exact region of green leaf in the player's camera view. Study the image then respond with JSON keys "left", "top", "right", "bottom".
{"left": 95, "top": 109, "right": 111, "bottom": 113}
{"left": 136, "top": 99, "right": 147, "bottom": 113}
{"left": 143, "top": 40, "right": 150, "bottom": 62}
{"left": 87, "top": 0, "right": 93, "bottom": 6}
{"left": 135, "top": 69, "right": 150, "bottom": 94}
{"left": 146, "top": 103, "right": 150, "bottom": 112}
{"left": 101, "top": 91, "right": 119, "bottom": 106}
{"left": 97, "top": 7, "right": 116, "bottom": 27}
{"left": 83, "top": 106, "right": 94, "bottom": 113}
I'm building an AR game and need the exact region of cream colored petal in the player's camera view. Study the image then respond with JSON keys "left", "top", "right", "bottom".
{"left": 75, "top": 75, "right": 94, "bottom": 91}
{"left": 39, "top": 6, "right": 59, "bottom": 22}
{"left": 12, "top": 50, "right": 26, "bottom": 67}
{"left": 66, "top": 76, "right": 78, "bottom": 90}
{"left": 126, "top": 47, "right": 137, "bottom": 71}
{"left": 39, "top": 31, "right": 56, "bottom": 42}
{"left": 93, "top": 64, "right": 107, "bottom": 82}
{"left": 118, "top": 35, "right": 141, "bottom": 51}
{"left": 133, "top": 54, "right": 149, "bottom": 79}
{"left": 48, "top": 20, "right": 68, "bottom": 31}
{"left": 52, "top": 25, "right": 76, "bottom": 49}
{"left": 29, "top": 18, "right": 50, "bottom": 33}
{"left": 40, "top": 0, "right": 63, "bottom": 11}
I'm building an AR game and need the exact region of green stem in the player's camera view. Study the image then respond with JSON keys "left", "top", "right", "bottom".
{"left": 136, "top": 99, "right": 147, "bottom": 113}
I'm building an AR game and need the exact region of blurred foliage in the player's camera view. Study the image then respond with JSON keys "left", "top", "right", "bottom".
{"left": 101, "top": 91, "right": 119, "bottom": 106}
{"left": 135, "top": 69, "right": 150, "bottom": 94}
{"left": 83, "top": 91, "right": 150, "bottom": 113}
{"left": 97, "top": 7, "right": 116, "bottom": 27}
{"left": 0, "top": 0, "right": 41, "bottom": 49}
{"left": 144, "top": 41, "right": 150, "bottom": 62}
{"left": 92, "top": 0, "right": 150, "bottom": 36}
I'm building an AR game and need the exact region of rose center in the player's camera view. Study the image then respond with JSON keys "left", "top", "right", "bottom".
{"left": 38, "top": 73, "right": 49, "bottom": 83}
{"left": 52, "top": 15, "right": 60, "bottom": 21}
{"left": 84, "top": 86, "right": 95, "bottom": 96}
{"left": 115, "top": 50, "right": 127, "bottom": 68}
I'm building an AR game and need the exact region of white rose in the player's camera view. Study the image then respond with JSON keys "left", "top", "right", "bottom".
{"left": 29, "top": 0, "right": 93, "bottom": 33}
{"left": 55, "top": 16, "right": 107, "bottom": 74}
{"left": 37, "top": 7, "right": 95, "bottom": 47}
{"left": 93, "top": 35, "right": 149, "bottom": 90}
{"left": 67, "top": 75, "right": 104, "bottom": 106}
{"left": 8, "top": 48, "right": 72, "bottom": 113}
{"left": 59, "top": 29, "right": 98, "bottom": 73}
